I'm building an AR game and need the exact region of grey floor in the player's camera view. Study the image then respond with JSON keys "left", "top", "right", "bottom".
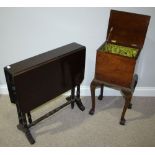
{"left": 0, "top": 95, "right": 155, "bottom": 147}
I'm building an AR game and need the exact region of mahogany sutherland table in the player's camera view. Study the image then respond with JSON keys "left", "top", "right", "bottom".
{"left": 4, "top": 42, "right": 86, "bottom": 144}
{"left": 89, "top": 10, "right": 150, "bottom": 125}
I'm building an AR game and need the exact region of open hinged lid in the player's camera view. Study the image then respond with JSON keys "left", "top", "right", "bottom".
{"left": 106, "top": 10, "right": 151, "bottom": 49}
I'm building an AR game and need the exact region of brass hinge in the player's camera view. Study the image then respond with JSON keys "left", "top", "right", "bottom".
{"left": 111, "top": 40, "right": 117, "bottom": 43}
{"left": 131, "top": 43, "right": 137, "bottom": 47}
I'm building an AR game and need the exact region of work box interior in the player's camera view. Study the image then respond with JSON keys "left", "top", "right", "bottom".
{"left": 95, "top": 10, "right": 150, "bottom": 88}
{"left": 98, "top": 10, "right": 151, "bottom": 58}
{"left": 99, "top": 43, "right": 138, "bottom": 58}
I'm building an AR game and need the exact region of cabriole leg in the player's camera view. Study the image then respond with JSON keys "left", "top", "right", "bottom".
{"left": 128, "top": 103, "right": 132, "bottom": 109}
{"left": 98, "top": 84, "right": 104, "bottom": 100}
{"left": 128, "top": 74, "right": 138, "bottom": 109}
{"left": 89, "top": 80, "right": 97, "bottom": 115}
{"left": 120, "top": 91, "right": 132, "bottom": 125}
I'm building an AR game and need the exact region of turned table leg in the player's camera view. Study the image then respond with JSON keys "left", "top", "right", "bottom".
{"left": 16, "top": 103, "right": 35, "bottom": 144}
{"left": 75, "top": 84, "right": 85, "bottom": 111}
{"left": 71, "top": 87, "right": 75, "bottom": 109}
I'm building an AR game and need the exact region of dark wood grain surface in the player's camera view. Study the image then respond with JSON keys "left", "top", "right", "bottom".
{"left": 4, "top": 42, "right": 86, "bottom": 113}
{"left": 107, "top": 10, "right": 150, "bottom": 49}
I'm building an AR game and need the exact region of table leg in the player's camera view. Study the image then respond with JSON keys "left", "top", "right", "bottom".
{"left": 75, "top": 85, "right": 85, "bottom": 111}
{"left": 120, "top": 91, "right": 132, "bottom": 125}
{"left": 71, "top": 87, "right": 75, "bottom": 109}
{"left": 89, "top": 80, "right": 98, "bottom": 115}
{"left": 98, "top": 84, "right": 104, "bottom": 100}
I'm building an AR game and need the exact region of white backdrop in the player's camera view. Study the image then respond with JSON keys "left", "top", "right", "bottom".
{"left": 0, "top": 8, "right": 155, "bottom": 94}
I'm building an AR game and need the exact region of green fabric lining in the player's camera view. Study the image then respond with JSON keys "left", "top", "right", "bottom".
{"left": 101, "top": 43, "right": 138, "bottom": 58}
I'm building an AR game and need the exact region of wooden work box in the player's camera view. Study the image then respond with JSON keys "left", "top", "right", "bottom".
{"left": 4, "top": 42, "right": 86, "bottom": 144}
{"left": 89, "top": 10, "right": 151, "bottom": 125}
